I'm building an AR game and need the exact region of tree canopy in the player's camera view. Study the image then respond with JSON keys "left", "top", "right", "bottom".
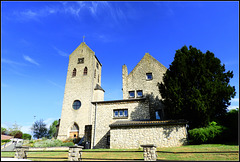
{"left": 159, "top": 45, "right": 236, "bottom": 128}
{"left": 31, "top": 119, "right": 48, "bottom": 139}
{"left": 48, "top": 120, "right": 58, "bottom": 139}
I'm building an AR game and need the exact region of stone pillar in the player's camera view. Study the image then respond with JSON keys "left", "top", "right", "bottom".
{"left": 141, "top": 144, "right": 157, "bottom": 161}
{"left": 14, "top": 146, "right": 29, "bottom": 159}
{"left": 68, "top": 146, "right": 83, "bottom": 161}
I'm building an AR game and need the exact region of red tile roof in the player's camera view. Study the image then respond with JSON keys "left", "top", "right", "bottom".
{"left": 1, "top": 135, "right": 14, "bottom": 140}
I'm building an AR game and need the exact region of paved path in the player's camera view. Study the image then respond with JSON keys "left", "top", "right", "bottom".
{"left": 1, "top": 143, "right": 15, "bottom": 151}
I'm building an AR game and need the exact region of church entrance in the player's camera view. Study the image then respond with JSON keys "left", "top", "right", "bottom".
{"left": 69, "top": 123, "right": 79, "bottom": 138}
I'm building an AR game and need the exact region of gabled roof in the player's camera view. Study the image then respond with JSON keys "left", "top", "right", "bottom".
{"left": 128, "top": 53, "right": 167, "bottom": 77}
{"left": 1, "top": 135, "right": 14, "bottom": 140}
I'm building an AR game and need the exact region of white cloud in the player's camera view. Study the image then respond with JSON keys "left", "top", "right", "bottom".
{"left": 23, "top": 55, "right": 40, "bottom": 66}
{"left": 1, "top": 58, "right": 26, "bottom": 66}
{"left": 52, "top": 46, "right": 69, "bottom": 57}
{"left": 47, "top": 79, "right": 64, "bottom": 89}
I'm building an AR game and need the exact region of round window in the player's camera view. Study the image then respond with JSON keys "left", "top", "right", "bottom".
{"left": 72, "top": 100, "right": 81, "bottom": 110}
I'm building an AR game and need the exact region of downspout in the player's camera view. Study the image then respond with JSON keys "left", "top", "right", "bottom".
{"left": 93, "top": 102, "right": 97, "bottom": 149}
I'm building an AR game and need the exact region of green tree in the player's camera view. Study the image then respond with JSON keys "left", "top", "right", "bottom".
{"left": 159, "top": 45, "right": 236, "bottom": 129}
{"left": 1, "top": 127, "right": 7, "bottom": 135}
{"left": 31, "top": 119, "right": 48, "bottom": 139}
{"left": 22, "top": 133, "right": 32, "bottom": 140}
{"left": 48, "top": 120, "right": 58, "bottom": 139}
{"left": 8, "top": 122, "right": 23, "bottom": 138}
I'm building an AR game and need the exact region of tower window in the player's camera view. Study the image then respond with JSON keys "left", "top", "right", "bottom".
{"left": 78, "top": 58, "right": 84, "bottom": 64}
{"left": 84, "top": 67, "right": 88, "bottom": 75}
{"left": 94, "top": 70, "right": 96, "bottom": 78}
{"left": 96, "top": 62, "right": 99, "bottom": 69}
{"left": 129, "top": 91, "right": 135, "bottom": 98}
{"left": 72, "top": 68, "right": 77, "bottom": 77}
{"left": 72, "top": 100, "right": 81, "bottom": 110}
{"left": 146, "top": 73, "right": 153, "bottom": 80}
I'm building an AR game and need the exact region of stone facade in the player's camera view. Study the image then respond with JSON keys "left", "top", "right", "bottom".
{"left": 91, "top": 98, "right": 150, "bottom": 148}
{"left": 58, "top": 42, "right": 104, "bottom": 140}
{"left": 57, "top": 42, "right": 188, "bottom": 149}
{"left": 123, "top": 53, "right": 167, "bottom": 119}
{"left": 110, "top": 121, "right": 188, "bottom": 149}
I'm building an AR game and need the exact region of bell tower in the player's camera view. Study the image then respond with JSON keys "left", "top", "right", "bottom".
{"left": 57, "top": 41, "right": 104, "bottom": 140}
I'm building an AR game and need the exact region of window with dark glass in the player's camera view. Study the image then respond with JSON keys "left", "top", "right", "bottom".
{"left": 78, "top": 58, "right": 84, "bottom": 64}
{"left": 146, "top": 73, "right": 153, "bottom": 80}
{"left": 84, "top": 67, "right": 88, "bottom": 75}
{"left": 124, "top": 110, "right": 128, "bottom": 117}
{"left": 72, "top": 100, "right": 81, "bottom": 110}
{"left": 72, "top": 68, "right": 77, "bottom": 77}
{"left": 129, "top": 91, "right": 135, "bottom": 98}
{"left": 113, "top": 109, "right": 128, "bottom": 118}
{"left": 114, "top": 110, "right": 118, "bottom": 117}
{"left": 96, "top": 62, "right": 99, "bottom": 69}
{"left": 137, "top": 90, "right": 143, "bottom": 98}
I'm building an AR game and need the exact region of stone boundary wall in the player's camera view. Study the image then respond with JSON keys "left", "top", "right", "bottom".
{"left": 110, "top": 124, "right": 187, "bottom": 149}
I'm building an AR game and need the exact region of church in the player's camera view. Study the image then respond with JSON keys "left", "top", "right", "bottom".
{"left": 57, "top": 41, "right": 188, "bottom": 149}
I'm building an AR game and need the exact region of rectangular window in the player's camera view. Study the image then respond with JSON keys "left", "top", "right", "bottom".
{"left": 129, "top": 91, "right": 135, "bottom": 98}
{"left": 124, "top": 110, "right": 128, "bottom": 117}
{"left": 146, "top": 73, "right": 153, "bottom": 80}
{"left": 114, "top": 110, "right": 118, "bottom": 117}
{"left": 137, "top": 90, "right": 143, "bottom": 98}
{"left": 119, "top": 110, "right": 123, "bottom": 117}
{"left": 113, "top": 109, "right": 128, "bottom": 118}
{"left": 78, "top": 58, "right": 84, "bottom": 64}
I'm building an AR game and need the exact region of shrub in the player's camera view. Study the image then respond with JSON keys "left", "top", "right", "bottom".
{"left": 22, "top": 133, "right": 32, "bottom": 140}
{"left": 61, "top": 142, "right": 74, "bottom": 147}
{"left": 1, "top": 139, "right": 11, "bottom": 143}
{"left": 188, "top": 121, "right": 226, "bottom": 144}
{"left": 33, "top": 139, "right": 74, "bottom": 147}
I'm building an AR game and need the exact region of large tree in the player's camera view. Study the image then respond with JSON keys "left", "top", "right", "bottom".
{"left": 159, "top": 45, "right": 236, "bottom": 129}
{"left": 31, "top": 119, "right": 48, "bottom": 139}
{"left": 47, "top": 120, "right": 58, "bottom": 139}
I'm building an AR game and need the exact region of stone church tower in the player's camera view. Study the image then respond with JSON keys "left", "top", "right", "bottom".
{"left": 57, "top": 41, "right": 104, "bottom": 140}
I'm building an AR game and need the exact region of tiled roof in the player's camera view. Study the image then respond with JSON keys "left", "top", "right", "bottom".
{"left": 92, "top": 97, "right": 146, "bottom": 104}
{"left": 1, "top": 135, "right": 14, "bottom": 140}
{"left": 109, "top": 119, "right": 188, "bottom": 128}
{"left": 94, "top": 84, "right": 105, "bottom": 92}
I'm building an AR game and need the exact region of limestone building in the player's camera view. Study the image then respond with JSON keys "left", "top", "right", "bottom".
{"left": 57, "top": 41, "right": 188, "bottom": 149}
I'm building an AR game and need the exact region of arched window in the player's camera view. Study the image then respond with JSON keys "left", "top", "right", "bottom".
{"left": 70, "top": 123, "right": 79, "bottom": 138}
{"left": 84, "top": 67, "right": 88, "bottom": 75}
{"left": 71, "top": 123, "right": 79, "bottom": 131}
{"left": 72, "top": 68, "right": 76, "bottom": 77}
{"left": 94, "top": 69, "right": 96, "bottom": 78}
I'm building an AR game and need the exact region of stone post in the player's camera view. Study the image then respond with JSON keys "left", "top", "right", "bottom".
{"left": 14, "top": 146, "right": 29, "bottom": 159}
{"left": 68, "top": 146, "right": 83, "bottom": 161}
{"left": 141, "top": 144, "right": 157, "bottom": 161}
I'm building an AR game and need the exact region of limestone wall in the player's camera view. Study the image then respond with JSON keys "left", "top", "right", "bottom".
{"left": 91, "top": 99, "right": 150, "bottom": 149}
{"left": 110, "top": 124, "right": 187, "bottom": 149}
{"left": 58, "top": 42, "right": 102, "bottom": 140}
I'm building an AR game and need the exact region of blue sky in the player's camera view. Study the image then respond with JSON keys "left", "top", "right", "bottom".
{"left": 1, "top": 1, "right": 239, "bottom": 135}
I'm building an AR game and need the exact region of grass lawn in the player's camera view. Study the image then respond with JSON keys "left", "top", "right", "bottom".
{"left": 1, "top": 144, "right": 239, "bottom": 161}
